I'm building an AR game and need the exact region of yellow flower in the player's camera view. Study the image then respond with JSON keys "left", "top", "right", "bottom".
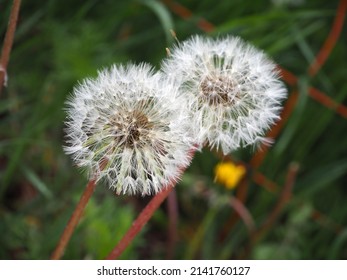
{"left": 214, "top": 162, "right": 246, "bottom": 190}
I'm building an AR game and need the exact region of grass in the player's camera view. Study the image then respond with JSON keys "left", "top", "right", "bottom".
{"left": 0, "top": 0, "right": 347, "bottom": 259}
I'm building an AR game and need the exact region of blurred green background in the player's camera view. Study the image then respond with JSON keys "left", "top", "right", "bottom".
{"left": 1, "top": 0, "right": 347, "bottom": 259}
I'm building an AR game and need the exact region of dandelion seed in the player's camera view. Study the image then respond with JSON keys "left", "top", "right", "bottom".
{"left": 64, "top": 63, "right": 194, "bottom": 195}
{"left": 162, "top": 35, "right": 287, "bottom": 154}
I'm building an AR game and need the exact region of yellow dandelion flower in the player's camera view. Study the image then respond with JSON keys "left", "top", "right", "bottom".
{"left": 214, "top": 162, "right": 246, "bottom": 190}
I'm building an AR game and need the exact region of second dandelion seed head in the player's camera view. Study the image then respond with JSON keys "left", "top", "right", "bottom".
{"left": 162, "top": 35, "right": 287, "bottom": 154}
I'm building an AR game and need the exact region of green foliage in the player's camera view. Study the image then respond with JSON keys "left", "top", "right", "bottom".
{"left": 1, "top": 0, "right": 346, "bottom": 259}
{"left": 83, "top": 196, "right": 141, "bottom": 259}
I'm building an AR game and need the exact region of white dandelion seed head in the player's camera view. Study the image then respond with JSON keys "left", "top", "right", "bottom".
{"left": 162, "top": 35, "right": 287, "bottom": 154}
{"left": 64, "top": 63, "right": 194, "bottom": 195}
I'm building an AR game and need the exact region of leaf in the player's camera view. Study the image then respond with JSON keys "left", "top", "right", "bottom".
{"left": 328, "top": 229, "right": 347, "bottom": 259}
{"left": 21, "top": 165, "right": 53, "bottom": 199}
{"left": 296, "top": 159, "right": 347, "bottom": 197}
{"left": 273, "top": 77, "right": 309, "bottom": 157}
{"left": 139, "top": 0, "right": 175, "bottom": 45}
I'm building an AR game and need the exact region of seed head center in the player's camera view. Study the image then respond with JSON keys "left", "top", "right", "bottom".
{"left": 200, "top": 75, "right": 236, "bottom": 105}
{"left": 114, "top": 110, "right": 152, "bottom": 148}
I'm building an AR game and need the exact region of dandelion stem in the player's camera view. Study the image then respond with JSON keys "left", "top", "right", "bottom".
{"left": 51, "top": 178, "right": 97, "bottom": 260}
{"left": 0, "top": 0, "right": 21, "bottom": 94}
{"left": 228, "top": 195, "right": 255, "bottom": 233}
{"left": 105, "top": 148, "right": 196, "bottom": 260}
{"left": 308, "top": 0, "right": 347, "bottom": 76}
{"left": 166, "top": 189, "right": 178, "bottom": 259}
{"left": 105, "top": 184, "right": 175, "bottom": 260}
{"left": 251, "top": 162, "right": 299, "bottom": 244}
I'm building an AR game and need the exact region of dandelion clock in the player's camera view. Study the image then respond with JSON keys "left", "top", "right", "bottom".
{"left": 64, "top": 63, "right": 194, "bottom": 195}
{"left": 162, "top": 36, "right": 287, "bottom": 154}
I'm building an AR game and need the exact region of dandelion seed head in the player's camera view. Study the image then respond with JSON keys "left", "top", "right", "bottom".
{"left": 64, "top": 63, "right": 194, "bottom": 195}
{"left": 162, "top": 35, "right": 287, "bottom": 154}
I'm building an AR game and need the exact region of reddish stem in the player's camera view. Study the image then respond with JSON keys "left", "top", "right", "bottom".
{"left": 251, "top": 163, "right": 299, "bottom": 244}
{"left": 105, "top": 149, "right": 196, "bottom": 260}
{"left": 162, "top": 0, "right": 192, "bottom": 19}
{"left": 280, "top": 68, "right": 347, "bottom": 119}
{"left": 309, "top": 0, "right": 347, "bottom": 76}
{"left": 278, "top": 66, "right": 298, "bottom": 87}
{"left": 311, "top": 208, "right": 343, "bottom": 234}
{"left": 166, "top": 189, "right": 178, "bottom": 259}
{"left": 51, "top": 178, "right": 97, "bottom": 260}
{"left": 219, "top": 179, "right": 249, "bottom": 240}
{"left": 0, "top": 0, "right": 21, "bottom": 94}
{"left": 252, "top": 171, "right": 279, "bottom": 192}
{"left": 228, "top": 195, "right": 255, "bottom": 232}
{"left": 308, "top": 87, "right": 347, "bottom": 119}
{"left": 105, "top": 184, "right": 175, "bottom": 260}
{"left": 162, "top": 0, "right": 215, "bottom": 32}
{"left": 219, "top": 91, "right": 298, "bottom": 237}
